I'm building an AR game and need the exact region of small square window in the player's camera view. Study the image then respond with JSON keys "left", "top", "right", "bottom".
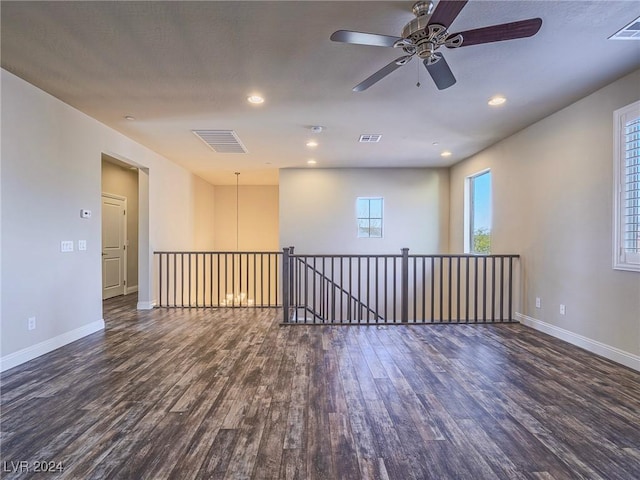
{"left": 356, "top": 197, "right": 383, "bottom": 238}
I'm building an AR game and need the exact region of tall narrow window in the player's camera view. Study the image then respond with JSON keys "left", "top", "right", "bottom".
{"left": 465, "top": 170, "right": 492, "bottom": 254}
{"left": 356, "top": 197, "right": 383, "bottom": 238}
{"left": 614, "top": 100, "right": 640, "bottom": 271}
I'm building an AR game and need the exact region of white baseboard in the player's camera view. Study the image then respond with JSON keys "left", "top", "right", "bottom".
{"left": 125, "top": 285, "right": 138, "bottom": 295}
{"left": 516, "top": 313, "right": 640, "bottom": 372}
{"left": 137, "top": 300, "right": 156, "bottom": 310}
{"left": 0, "top": 319, "right": 105, "bottom": 373}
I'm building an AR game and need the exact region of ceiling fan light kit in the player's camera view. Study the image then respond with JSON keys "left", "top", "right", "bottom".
{"left": 330, "top": 0, "right": 542, "bottom": 91}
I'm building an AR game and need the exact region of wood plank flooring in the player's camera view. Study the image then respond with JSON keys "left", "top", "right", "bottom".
{"left": 1, "top": 294, "right": 639, "bottom": 479}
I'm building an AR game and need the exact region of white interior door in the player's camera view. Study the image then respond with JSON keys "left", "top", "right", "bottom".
{"left": 102, "top": 194, "right": 126, "bottom": 299}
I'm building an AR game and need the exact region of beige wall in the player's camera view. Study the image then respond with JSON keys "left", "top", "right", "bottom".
{"left": 214, "top": 185, "right": 279, "bottom": 251}
{"left": 1, "top": 68, "right": 216, "bottom": 370}
{"left": 192, "top": 175, "right": 216, "bottom": 250}
{"left": 279, "top": 168, "right": 449, "bottom": 254}
{"left": 101, "top": 159, "right": 139, "bottom": 290}
{"left": 449, "top": 69, "right": 640, "bottom": 365}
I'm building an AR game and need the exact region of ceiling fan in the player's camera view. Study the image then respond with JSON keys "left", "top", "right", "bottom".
{"left": 330, "top": 0, "right": 542, "bottom": 91}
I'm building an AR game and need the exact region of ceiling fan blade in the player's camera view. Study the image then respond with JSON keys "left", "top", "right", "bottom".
{"left": 353, "top": 56, "right": 409, "bottom": 92}
{"left": 424, "top": 55, "right": 456, "bottom": 90}
{"left": 330, "top": 30, "right": 403, "bottom": 48}
{"left": 452, "top": 18, "right": 542, "bottom": 47}
{"left": 428, "top": 0, "right": 469, "bottom": 29}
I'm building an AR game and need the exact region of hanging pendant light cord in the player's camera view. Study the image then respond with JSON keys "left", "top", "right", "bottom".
{"left": 235, "top": 172, "right": 240, "bottom": 251}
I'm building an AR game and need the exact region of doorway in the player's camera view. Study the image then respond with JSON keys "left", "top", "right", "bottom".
{"left": 101, "top": 155, "right": 140, "bottom": 302}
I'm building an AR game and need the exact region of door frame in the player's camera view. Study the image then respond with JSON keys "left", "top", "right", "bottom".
{"left": 102, "top": 192, "right": 127, "bottom": 298}
{"left": 101, "top": 151, "right": 151, "bottom": 310}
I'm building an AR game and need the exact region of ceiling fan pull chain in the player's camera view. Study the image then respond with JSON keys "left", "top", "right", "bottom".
{"left": 416, "top": 59, "right": 421, "bottom": 88}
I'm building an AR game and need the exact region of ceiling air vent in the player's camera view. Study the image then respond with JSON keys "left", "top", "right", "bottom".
{"left": 193, "top": 130, "right": 247, "bottom": 153}
{"left": 359, "top": 134, "right": 382, "bottom": 143}
{"left": 609, "top": 16, "right": 640, "bottom": 40}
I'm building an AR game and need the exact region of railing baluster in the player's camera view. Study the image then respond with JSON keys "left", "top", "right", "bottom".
{"left": 158, "top": 253, "right": 163, "bottom": 307}
{"left": 392, "top": 258, "right": 397, "bottom": 322}
{"left": 268, "top": 254, "right": 272, "bottom": 308}
{"left": 421, "top": 257, "right": 426, "bottom": 323}
{"left": 500, "top": 257, "right": 505, "bottom": 322}
{"left": 412, "top": 257, "right": 418, "bottom": 322}
{"left": 465, "top": 256, "right": 469, "bottom": 322}
{"left": 282, "top": 248, "right": 290, "bottom": 322}
{"left": 456, "top": 256, "right": 461, "bottom": 322}
{"left": 446, "top": 257, "right": 452, "bottom": 323}
{"left": 195, "top": 253, "right": 199, "bottom": 307}
{"left": 491, "top": 256, "right": 496, "bottom": 321}
{"left": 430, "top": 257, "right": 435, "bottom": 323}
{"left": 331, "top": 258, "right": 336, "bottom": 323}
{"left": 375, "top": 258, "right": 379, "bottom": 323}
{"left": 312, "top": 256, "right": 317, "bottom": 320}
{"left": 439, "top": 257, "right": 443, "bottom": 322}
{"left": 508, "top": 256, "right": 514, "bottom": 321}
{"left": 482, "top": 256, "right": 487, "bottom": 321}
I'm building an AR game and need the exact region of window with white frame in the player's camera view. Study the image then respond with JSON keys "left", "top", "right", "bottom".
{"left": 465, "top": 170, "right": 492, "bottom": 254}
{"left": 614, "top": 100, "right": 640, "bottom": 272}
{"left": 356, "top": 197, "right": 383, "bottom": 238}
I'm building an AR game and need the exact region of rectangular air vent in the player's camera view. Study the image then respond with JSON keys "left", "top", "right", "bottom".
{"left": 609, "top": 16, "right": 640, "bottom": 40}
{"left": 359, "top": 134, "right": 382, "bottom": 143}
{"left": 193, "top": 130, "right": 247, "bottom": 153}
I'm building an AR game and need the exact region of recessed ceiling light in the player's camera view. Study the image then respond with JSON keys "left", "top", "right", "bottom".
{"left": 307, "top": 159, "right": 317, "bottom": 165}
{"left": 440, "top": 150, "right": 452, "bottom": 157}
{"left": 247, "top": 95, "right": 264, "bottom": 104}
{"left": 124, "top": 115, "right": 135, "bottom": 121}
{"left": 488, "top": 95, "right": 507, "bottom": 106}
{"left": 432, "top": 141, "right": 439, "bottom": 146}
{"left": 306, "top": 140, "right": 318, "bottom": 148}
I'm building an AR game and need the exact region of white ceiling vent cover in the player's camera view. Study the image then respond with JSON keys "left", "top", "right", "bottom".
{"left": 609, "top": 16, "right": 640, "bottom": 40}
{"left": 193, "top": 130, "right": 247, "bottom": 153}
{"left": 359, "top": 134, "right": 382, "bottom": 143}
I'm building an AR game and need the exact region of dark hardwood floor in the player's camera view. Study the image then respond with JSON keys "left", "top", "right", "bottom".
{"left": 1, "top": 295, "right": 639, "bottom": 479}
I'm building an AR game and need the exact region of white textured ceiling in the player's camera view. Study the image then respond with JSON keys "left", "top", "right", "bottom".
{"left": 2, "top": 1, "right": 639, "bottom": 185}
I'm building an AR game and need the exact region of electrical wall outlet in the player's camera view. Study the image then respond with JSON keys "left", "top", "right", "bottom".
{"left": 560, "top": 304, "right": 566, "bottom": 315}
{"left": 61, "top": 240, "right": 74, "bottom": 252}
{"left": 535, "top": 297, "right": 541, "bottom": 308}
{"left": 78, "top": 240, "right": 87, "bottom": 251}
{"left": 28, "top": 316, "right": 36, "bottom": 330}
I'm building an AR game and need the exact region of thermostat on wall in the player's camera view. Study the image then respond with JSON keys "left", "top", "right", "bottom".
{"left": 80, "top": 209, "right": 92, "bottom": 219}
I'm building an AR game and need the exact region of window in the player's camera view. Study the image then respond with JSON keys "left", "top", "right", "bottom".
{"left": 356, "top": 197, "right": 383, "bottom": 238}
{"left": 465, "top": 170, "right": 492, "bottom": 254}
{"left": 614, "top": 100, "right": 640, "bottom": 272}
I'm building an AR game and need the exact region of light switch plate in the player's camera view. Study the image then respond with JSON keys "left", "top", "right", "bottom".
{"left": 61, "top": 241, "right": 74, "bottom": 252}
{"left": 78, "top": 240, "right": 87, "bottom": 251}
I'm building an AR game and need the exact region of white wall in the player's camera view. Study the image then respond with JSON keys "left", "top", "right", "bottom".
{"left": 0, "top": 69, "right": 216, "bottom": 370}
{"left": 279, "top": 168, "right": 449, "bottom": 254}
{"left": 450, "top": 69, "right": 640, "bottom": 369}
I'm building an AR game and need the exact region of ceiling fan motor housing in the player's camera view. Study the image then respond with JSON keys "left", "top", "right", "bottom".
{"left": 401, "top": 1, "right": 461, "bottom": 60}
